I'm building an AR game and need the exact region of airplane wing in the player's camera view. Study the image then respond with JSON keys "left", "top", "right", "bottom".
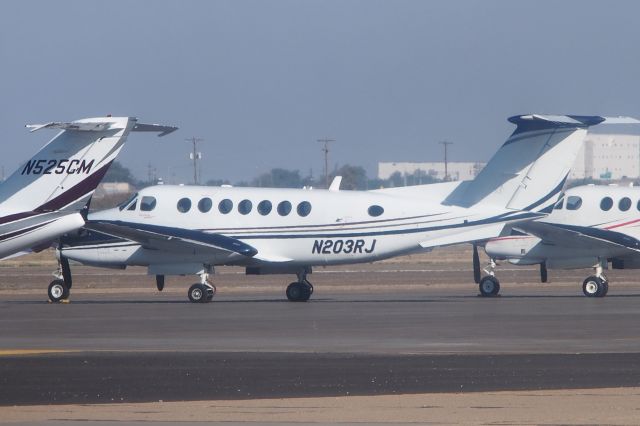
{"left": 518, "top": 220, "right": 640, "bottom": 254}
{"left": 85, "top": 220, "right": 258, "bottom": 258}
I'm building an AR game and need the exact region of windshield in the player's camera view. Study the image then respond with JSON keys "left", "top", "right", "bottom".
{"left": 118, "top": 193, "right": 139, "bottom": 211}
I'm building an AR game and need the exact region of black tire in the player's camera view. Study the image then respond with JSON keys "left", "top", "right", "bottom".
{"left": 479, "top": 276, "right": 500, "bottom": 297}
{"left": 286, "top": 282, "right": 311, "bottom": 302}
{"left": 188, "top": 283, "right": 206, "bottom": 303}
{"left": 582, "top": 276, "right": 605, "bottom": 297}
{"left": 48, "top": 279, "right": 69, "bottom": 302}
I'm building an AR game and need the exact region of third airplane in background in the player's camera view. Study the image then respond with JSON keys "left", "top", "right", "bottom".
{"left": 57, "top": 115, "right": 635, "bottom": 303}
{"left": 483, "top": 183, "right": 640, "bottom": 297}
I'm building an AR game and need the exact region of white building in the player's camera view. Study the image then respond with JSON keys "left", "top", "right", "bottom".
{"left": 378, "top": 162, "right": 484, "bottom": 181}
{"left": 570, "top": 133, "right": 640, "bottom": 180}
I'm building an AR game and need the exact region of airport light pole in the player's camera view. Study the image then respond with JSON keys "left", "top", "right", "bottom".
{"left": 186, "top": 137, "right": 204, "bottom": 185}
{"left": 317, "top": 138, "right": 335, "bottom": 188}
{"left": 439, "top": 140, "right": 453, "bottom": 181}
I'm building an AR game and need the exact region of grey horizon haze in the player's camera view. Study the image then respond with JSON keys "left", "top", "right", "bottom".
{"left": 2, "top": 0, "right": 640, "bottom": 184}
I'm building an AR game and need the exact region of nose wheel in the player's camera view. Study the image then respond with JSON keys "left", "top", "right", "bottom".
{"left": 48, "top": 279, "right": 70, "bottom": 303}
{"left": 582, "top": 276, "right": 608, "bottom": 297}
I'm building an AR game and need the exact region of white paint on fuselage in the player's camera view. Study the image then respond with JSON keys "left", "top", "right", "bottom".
{"left": 83, "top": 183, "right": 514, "bottom": 269}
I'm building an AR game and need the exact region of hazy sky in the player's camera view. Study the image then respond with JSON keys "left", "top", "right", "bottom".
{"left": 2, "top": 0, "right": 640, "bottom": 184}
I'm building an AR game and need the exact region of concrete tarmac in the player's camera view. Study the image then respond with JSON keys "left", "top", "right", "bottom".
{"left": 1, "top": 248, "right": 640, "bottom": 410}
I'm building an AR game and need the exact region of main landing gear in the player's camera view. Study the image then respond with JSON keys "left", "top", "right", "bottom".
{"left": 187, "top": 269, "right": 216, "bottom": 303}
{"left": 473, "top": 244, "right": 500, "bottom": 297}
{"left": 582, "top": 262, "right": 608, "bottom": 298}
{"left": 286, "top": 269, "right": 314, "bottom": 302}
{"left": 48, "top": 255, "right": 72, "bottom": 303}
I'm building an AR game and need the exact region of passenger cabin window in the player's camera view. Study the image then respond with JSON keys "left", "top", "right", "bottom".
{"left": 368, "top": 205, "right": 384, "bottom": 217}
{"left": 118, "top": 193, "right": 138, "bottom": 211}
{"left": 277, "top": 201, "right": 292, "bottom": 216}
{"left": 554, "top": 199, "right": 564, "bottom": 210}
{"left": 140, "top": 196, "right": 157, "bottom": 212}
{"left": 238, "top": 199, "right": 253, "bottom": 215}
{"left": 619, "top": 197, "right": 632, "bottom": 211}
{"left": 177, "top": 198, "right": 192, "bottom": 213}
{"left": 219, "top": 199, "right": 233, "bottom": 214}
{"left": 565, "top": 196, "right": 582, "bottom": 210}
{"left": 297, "top": 201, "right": 312, "bottom": 217}
{"left": 257, "top": 200, "right": 272, "bottom": 216}
{"left": 198, "top": 197, "right": 212, "bottom": 213}
{"left": 600, "top": 197, "right": 613, "bottom": 211}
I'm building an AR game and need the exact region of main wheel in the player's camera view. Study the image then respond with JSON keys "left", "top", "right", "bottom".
{"left": 188, "top": 283, "right": 207, "bottom": 303}
{"left": 479, "top": 276, "right": 500, "bottom": 297}
{"left": 583, "top": 276, "right": 607, "bottom": 297}
{"left": 48, "top": 279, "right": 69, "bottom": 302}
{"left": 286, "top": 282, "right": 311, "bottom": 302}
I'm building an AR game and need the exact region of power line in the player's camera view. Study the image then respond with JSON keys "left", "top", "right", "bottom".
{"left": 317, "top": 138, "right": 335, "bottom": 188}
{"left": 185, "top": 137, "right": 204, "bottom": 184}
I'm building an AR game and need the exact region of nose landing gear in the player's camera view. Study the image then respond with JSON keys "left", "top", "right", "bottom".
{"left": 48, "top": 255, "right": 72, "bottom": 303}
{"left": 582, "top": 261, "right": 608, "bottom": 297}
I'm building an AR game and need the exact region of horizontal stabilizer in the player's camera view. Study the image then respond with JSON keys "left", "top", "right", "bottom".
{"left": 420, "top": 223, "right": 508, "bottom": 250}
{"left": 132, "top": 122, "right": 178, "bottom": 137}
{"left": 27, "top": 119, "right": 178, "bottom": 137}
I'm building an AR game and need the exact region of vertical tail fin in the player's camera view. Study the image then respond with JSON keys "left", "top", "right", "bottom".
{"left": 444, "top": 115, "right": 639, "bottom": 212}
{"left": 0, "top": 117, "right": 177, "bottom": 214}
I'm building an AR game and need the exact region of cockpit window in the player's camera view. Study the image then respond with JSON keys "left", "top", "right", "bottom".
{"left": 554, "top": 199, "right": 564, "bottom": 210}
{"left": 619, "top": 197, "right": 632, "bottom": 211}
{"left": 566, "top": 196, "right": 582, "bottom": 210}
{"left": 140, "top": 196, "right": 157, "bottom": 212}
{"left": 118, "top": 193, "right": 138, "bottom": 211}
{"left": 127, "top": 200, "right": 137, "bottom": 211}
{"left": 600, "top": 197, "right": 613, "bottom": 211}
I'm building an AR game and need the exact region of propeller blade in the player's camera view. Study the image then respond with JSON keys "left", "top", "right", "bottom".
{"left": 156, "top": 275, "right": 165, "bottom": 292}
{"left": 473, "top": 244, "right": 481, "bottom": 284}
{"left": 540, "top": 262, "right": 548, "bottom": 283}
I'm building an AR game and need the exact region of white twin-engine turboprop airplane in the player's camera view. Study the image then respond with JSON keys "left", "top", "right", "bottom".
{"left": 482, "top": 184, "right": 640, "bottom": 298}
{"left": 0, "top": 117, "right": 177, "bottom": 271}
{"left": 57, "top": 115, "right": 636, "bottom": 303}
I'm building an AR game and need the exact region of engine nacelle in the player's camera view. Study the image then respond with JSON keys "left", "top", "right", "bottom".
{"left": 485, "top": 236, "right": 543, "bottom": 262}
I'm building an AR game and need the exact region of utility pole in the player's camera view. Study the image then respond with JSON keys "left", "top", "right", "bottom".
{"left": 439, "top": 140, "right": 453, "bottom": 181}
{"left": 317, "top": 138, "right": 335, "bottom": 188}
{"left": 146, "top": 162, "right": 156, "bottom": 184}
{"left": 186, "top": 137, "right": 204, "bottom": 184}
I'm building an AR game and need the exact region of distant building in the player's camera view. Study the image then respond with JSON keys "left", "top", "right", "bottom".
{"left": 570, "top": 133, "right": 640, "bottom": 180}
{"left": 378, "top": 162, "right": 484, "bottom": 182}
{"left": 93, "top": 182, "right": 135, "bottom": 199}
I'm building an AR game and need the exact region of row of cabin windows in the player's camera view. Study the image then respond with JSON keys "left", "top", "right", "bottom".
{"left": 555, "top": 195, "right": 640, "bottom": 212}
{"left": 127, "top": 195, "right": 385, "bottom": 218}
{"left": 175, "top": 197, "right": 313, "bottom": 216}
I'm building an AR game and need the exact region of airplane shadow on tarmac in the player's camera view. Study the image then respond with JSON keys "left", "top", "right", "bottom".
{"left": 5, "top": 292, "right": 640, "bottom": 305}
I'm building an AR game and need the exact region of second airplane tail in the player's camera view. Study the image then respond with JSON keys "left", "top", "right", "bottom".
{"left": 444, "top": 115, "right": 640, "bottom": 213}
{"left": 0, "top": 117, "right": 177, "bottom": 216}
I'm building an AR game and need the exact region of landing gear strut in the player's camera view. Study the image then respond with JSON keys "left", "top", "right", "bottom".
{"left": 187, "top": 268, "right": 216, "bottom": 303}
{"left": 286, "top": 269, "right": 313, "bottom": 302}
{"left": 582, "top": 261, "right": 608, "bottom": 297}
{"left": 48, "top": 255, "right": 72, "bottom": 303}
{"left": 478, "top": 258, "right": 500, "bottom": 297}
